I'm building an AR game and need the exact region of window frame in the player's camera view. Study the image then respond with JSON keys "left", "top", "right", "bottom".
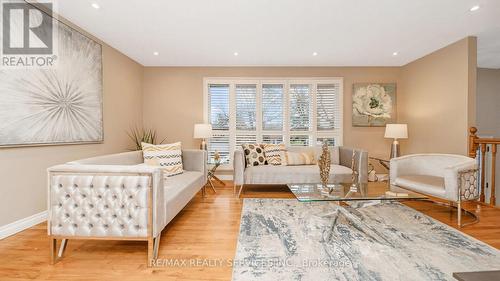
{"left": 203, "top": 77, "right": 344, "bottom": 168}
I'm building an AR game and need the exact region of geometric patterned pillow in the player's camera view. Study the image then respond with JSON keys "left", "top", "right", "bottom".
{"left": 263, "top": 143, "right": 286, "bottom": 165}
{"left": 241, "top": 143, "right": 266, "bottom": 167}
{"left": 141, "top": 142, "right": 183, "bottom": 177}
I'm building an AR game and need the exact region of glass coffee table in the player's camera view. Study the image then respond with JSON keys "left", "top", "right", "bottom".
{"left": 287, "top": 182, "right": 428, "bottom": 202}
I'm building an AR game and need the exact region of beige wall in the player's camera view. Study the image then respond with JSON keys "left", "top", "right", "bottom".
{"left": 143, "top": 67, "right": 401, "bottom": 164}
{"left": 476, "top": 68, "right": 500, "bottom": 137}
{"left": 399, "top": 37, "right": 477, "bottom": 155}
{"left": 0, "top": 45, "right": 143, "bottom": 226}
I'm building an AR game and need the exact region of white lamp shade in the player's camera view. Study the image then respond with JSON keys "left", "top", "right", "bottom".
{"left": 193, "top": 124, "right": 212, "bottom": 139}
{"left": 384, "top": 124, "right": 408, "bottom": 139}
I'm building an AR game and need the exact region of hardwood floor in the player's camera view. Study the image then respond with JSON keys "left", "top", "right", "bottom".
{"left": 0, "top": 181, "right": 499, "bottom": 281}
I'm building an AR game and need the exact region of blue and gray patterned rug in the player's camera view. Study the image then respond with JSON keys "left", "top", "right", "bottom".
{"left": 232, "top": 199, "right": 500, "bottom": 281}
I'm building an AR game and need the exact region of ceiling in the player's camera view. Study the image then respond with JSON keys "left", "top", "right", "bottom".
{"left": 56, "top": 0, "right": 500, "bottom": 68}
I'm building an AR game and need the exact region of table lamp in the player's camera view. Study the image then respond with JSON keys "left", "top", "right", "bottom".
{"left": 384, "top": 124, "right": 408, "bottom": 158}
{"left": 193, "top": 123, "right": 212, "bottom": 150}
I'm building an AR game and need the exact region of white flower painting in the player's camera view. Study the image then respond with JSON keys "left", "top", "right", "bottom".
{"left": 352, "top": 83, "right": 396, "bottom": 127}
{"left": 0, "top": 12, "right": 103, "bottom": 146}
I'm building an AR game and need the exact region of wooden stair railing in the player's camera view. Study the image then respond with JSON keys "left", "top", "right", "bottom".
{"left": 469, "top": 127, "right": 500, "bottom": 205}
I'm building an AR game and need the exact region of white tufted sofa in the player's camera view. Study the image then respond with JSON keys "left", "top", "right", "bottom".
{"left": 47, "top": 149, "right": 207, "bottom": 265}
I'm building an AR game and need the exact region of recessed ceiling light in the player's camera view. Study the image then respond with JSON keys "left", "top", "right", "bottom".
{"left": 470, "top": 5, "right": 480, "bottom": 11}
{"left": 153, "top": 51, "right": 159, "bottom": 56}
{"left": 312, "top": 52, "right": 318, "bottom": 56}
{"left": 91, "top": 3, "right": 100, "bottom": 9}
{"left": 233, "top": 52, "right": 239, "bottom": 56}
{"left": 392, "top": 52, "right": 398, "bottom": 56}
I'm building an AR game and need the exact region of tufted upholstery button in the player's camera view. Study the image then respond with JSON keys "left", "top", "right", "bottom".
{"left": 121, "top": 204, "right": 125, "bottom": 209}
{"left": 121, "top": 184, "right": 125, "bottom": 189}
{"left": 65, "top": 213, "right": 70, "bottom": 218}
{"left": 105, "top": 184, "right": 110, "bottom": 189}
{"left": 128, "top": 215, "right": 132, "bottom": 219}
{"left": 112, "top": 195, "right": 117, "bottom": 200}
{"left": 120, "top": 224, "right": 125, "bottom": 229}
{"left": 65, "top": 194, "right": 70, "bottom": 198}
{"left": 137, "top": 184, "right": 141, "bottom": 189}
{"left": 73, "top": 223, "right": 78, "bottom": 228}
{"left": 88, "top": 223, "right": 93, "bottom": 228}
{"left": 97, "top": 195, "right": 102, "bottom": 199}
{"left": 81, "top": 213, "right": 86, "bottom": 218}
{"left": 58, "top": 224, "right": 62, "bottom": 227}
{"left": 58, "top": 203, "right": 62, "bottom": 207}
{"left": 58, "top": 184, "right": 63, "bottom": 188}
{"left": 112, "top": 214, "right": 117, "bottom": 218}
{"left": 74, "top": 204, "right": 78, "bottom": 208}
{"left": 135, "top": 224, "right": 140, "bottom": 229}
{"left": 103, "top": 224, "right": 109, "bottom": 228}
{"left": 82, "top": 194, "right": 87, "bottom": 198}
{"left": 89, "top": 204, "right": 94, "bottom": 208}
{"left": 73, "top": 184, "right": 78, "bottom": 188}
{"left": 96, "top": 213, "right": 101, "bottom": 218}
{"left": 128, "top": 195, "right": 133, "bottom": 199}
{"left": 135, "top": 205, "right": 139, "bottom": 209}
{"left": 104, "top": 205, "right": 109, "bottom": 209}
{"left": 90, "top": 184, "right": 94, "bottom": 188}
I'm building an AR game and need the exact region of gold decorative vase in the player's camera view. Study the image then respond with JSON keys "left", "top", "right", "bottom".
{"left": 318, "top": 141, "right": 331, "bottom": 189}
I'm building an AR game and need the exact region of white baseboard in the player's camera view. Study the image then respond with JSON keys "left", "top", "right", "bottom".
{"left": 0, "top": 211, "right": 47, "bottom": 240}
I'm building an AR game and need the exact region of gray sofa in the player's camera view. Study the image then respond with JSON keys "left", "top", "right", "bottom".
{"left": 47, "top": 149, "right": 206, "bottom": 265}
{"left": 233, "top": 146, "right": 368, "bottom": 196}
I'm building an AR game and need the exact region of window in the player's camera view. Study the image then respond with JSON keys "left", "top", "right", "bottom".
{"left": 205, "top": 78, "right": 343, "bottom": 166}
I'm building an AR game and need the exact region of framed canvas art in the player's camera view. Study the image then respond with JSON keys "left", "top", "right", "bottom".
{"left": 352, "top": 83, "right": 396, "bottom": 127}
{"left": 0, "top": 4, "right": 103, "bottom": 147}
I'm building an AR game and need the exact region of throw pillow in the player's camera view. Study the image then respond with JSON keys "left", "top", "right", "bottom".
{"left": 141, "top": 142, "right": 183, "bottom": 177}
{"left": 263, "top": 143, "right": 286, "bottom": 165}
{"left": 283, "top": 151, "right": 316, "bottom": 166}
{"left": 242, "top": 143, "right": 266, "bottom": 166}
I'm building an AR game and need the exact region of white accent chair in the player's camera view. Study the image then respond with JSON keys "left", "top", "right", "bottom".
{"left": 47, "top": 149, "right": 207, "bottom": 266}
{"left": 390, "top": 154, "right": 479, "bottom": 226}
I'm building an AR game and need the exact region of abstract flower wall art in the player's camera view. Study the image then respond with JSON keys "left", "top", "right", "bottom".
{"left": 352, "top": 83, "right": 396, "bottom": 127}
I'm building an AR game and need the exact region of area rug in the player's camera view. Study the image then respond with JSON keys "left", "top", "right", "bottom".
{"left": 232, "top": 199, "right": 500, "bottom": 281}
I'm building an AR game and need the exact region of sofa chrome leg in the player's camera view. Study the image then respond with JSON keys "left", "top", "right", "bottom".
{"left": 58, "top": 239, "right": 68, "bottom": 258}
{"left": 147, "top": 237, "right": 154, "bottom": 267}
{"left": 238, "top": 185, "right": 244, "bottom": 197}
{"left": 457, "top": 200, "right": 462, "bottom": 228}
{"left": 50, "top": 238, "right": 57, "bottom": 264}
{"left": 153, "top": 236, "right": 160, "bottom": 259}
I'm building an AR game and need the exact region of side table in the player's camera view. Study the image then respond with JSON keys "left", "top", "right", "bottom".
{"left": 206, "top": 162, "right": 226, "bottom": 193}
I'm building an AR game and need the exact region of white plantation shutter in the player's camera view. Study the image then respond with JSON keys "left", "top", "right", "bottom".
{"left": 205, "top": 78, "right": 343, "bottom": 167}
{"left": 289, "top": 84, "right": 311, "bottom": 131}
{"left": 317, "top": 84, "right": 341, "bottom": 131}
{"left": 236, "top": 134, "right": 257, "bottom": 148}
{"left": 208, "top": 84, "right": 230, "bottom": 130}
{"left": 262, "top": 135, "right": 283, "bottom": 144}
{"left": 290, "top": 135, "right": 310, "bottom": 146}
{"left": 235, "top": 84, "right": 257, "bottom": 131}
{"left": 262, "top": 84, "right": 284, "bottom": 131}
{"left": 316, "top": 137, "right": 336, "bottom": 147}
{"left": 208, "top": 134, "right": 230, "bottom": 164}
